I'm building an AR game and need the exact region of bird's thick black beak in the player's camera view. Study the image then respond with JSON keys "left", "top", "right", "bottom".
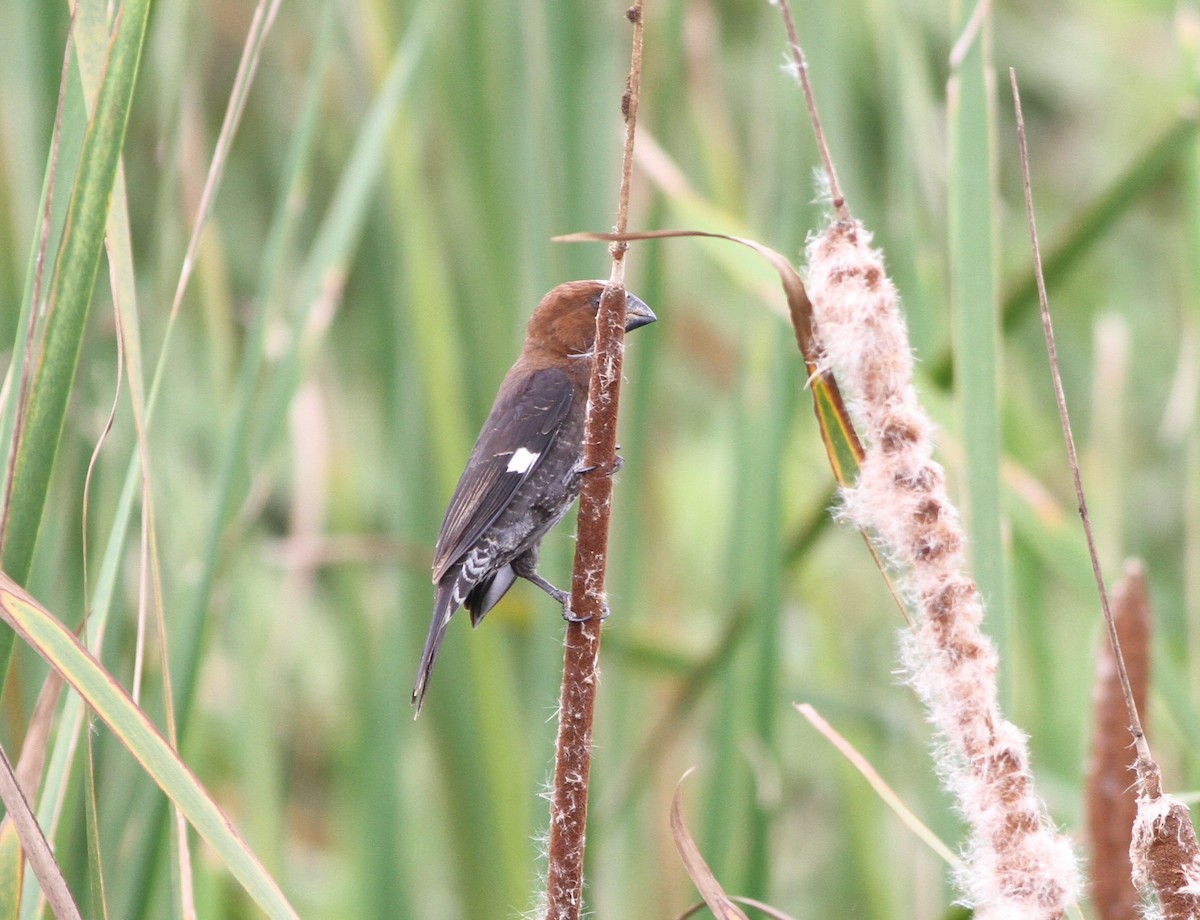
{"left": 623, "top": 292, "right": 656, "bottom": 332}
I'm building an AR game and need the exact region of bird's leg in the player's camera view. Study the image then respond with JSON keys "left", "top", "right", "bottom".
{"left": 512, "top": 554, "right": 609, "bottom": 622}
{"left": 516, "top": 567, "right": 584, "bottom": 620}
{"left": 555, "top": 583, "right": 611, "bottom": 624}
{"left": 523, "top": 570, "right": 572, "bottom": 609}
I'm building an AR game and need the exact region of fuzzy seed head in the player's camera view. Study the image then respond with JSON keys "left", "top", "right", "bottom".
{"left": 806, "top": 218, "right": 1081, "bottom": 916}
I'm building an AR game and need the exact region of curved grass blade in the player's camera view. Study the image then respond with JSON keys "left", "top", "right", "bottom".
{"left": 0, "top": 575, "right": 300, "bottom": 920}
{"left": 796, "top": 703, "right": 960, "bottom": 867}
{"left": 555, "top": 228, "right": 864, "bottom": 483}
{"left": 670, "top": 770, "right": 750, "bottom": 920}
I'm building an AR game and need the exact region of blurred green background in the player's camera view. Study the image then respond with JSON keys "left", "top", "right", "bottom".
{"left": 1, "top": 0, "right": 1198, "bottom": 917}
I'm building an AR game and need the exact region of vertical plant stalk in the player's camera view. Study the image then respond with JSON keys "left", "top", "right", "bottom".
{"left": 0, "top": 4, "right": 75, "bottom": 546}
{"left": 1011, "top": 70, "right": 1200, "bottom": 920}
{"left": 544, "top": 5, "right": 644, "bottom": 919}
{"left": 775, "top": 3, "right": 1079, "bottom": 914}
{"left": 775, "top": 0, "right": 847, "bottom": 222}
{"left": 1, "top": 0, "right": 151, "bottom": 587}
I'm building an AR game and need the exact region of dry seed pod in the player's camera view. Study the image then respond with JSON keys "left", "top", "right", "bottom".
{"left": 1131, "top": 760, "right": 1200, "bottom": 920}
{"left": 1086, "top": 561, "right": 1150, "bottom": 920}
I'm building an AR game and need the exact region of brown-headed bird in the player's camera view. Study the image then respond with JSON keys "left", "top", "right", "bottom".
{"left": 412, "top": 280, "right": 655, "bottom": 713}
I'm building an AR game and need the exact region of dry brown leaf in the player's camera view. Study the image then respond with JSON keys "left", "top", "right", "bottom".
{"left": 670, "top": 770, "right": 750, "bottom": 920}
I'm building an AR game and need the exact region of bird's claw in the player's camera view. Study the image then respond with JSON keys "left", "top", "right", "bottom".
{"left": 572, "top": 453, "right": 624, "bottom": 477}
{"left": 561, "top": 596, "right": 611, "bottom": 623}
{"left": 562, "top": 604, "right": 590, "bottom": 623}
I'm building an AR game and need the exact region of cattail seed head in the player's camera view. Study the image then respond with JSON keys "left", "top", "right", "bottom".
{"left": 806, "top": 218, "right": 1080, "bottom": 917}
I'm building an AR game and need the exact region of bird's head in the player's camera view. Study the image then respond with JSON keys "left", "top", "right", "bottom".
{"left": 524, "top": 280, "right": 656, "bottom": 359}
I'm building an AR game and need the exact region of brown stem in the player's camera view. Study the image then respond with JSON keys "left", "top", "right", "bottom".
{"left": 1010, "top": 69, "right": 1149, "bottom": 759}
{"left": 1013, "top": 66, "right": 1200, "bottom": 918}
{"left": 775, "top": 0, "right": 848, "bottom": 221}
{"left": 544, "top": 4, "right": 644, "bottom": 919}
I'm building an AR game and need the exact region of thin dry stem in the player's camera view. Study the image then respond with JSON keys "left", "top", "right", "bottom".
{"left": 0, "top": 740, "right": 82, "bottom": 920}
{"left": 544, "top": 5, "right": 644, "bottom": 919}
{"left": 610, "top": 2, "right": 643, "bottom": 263}
{"left": 1013, "top": 67, "right": 1200, "bottom": 920}
{"left": 1010, "top": 68, "right": 1148, "bottom": 759}
{"left": 774, "top": 0, "right": 848, "bottom": 220}
{"left": 797, "top": 703, "right": 959, "bottom": 867}
{"left": 169, "top": 0, "right": 282, "bottom": 323}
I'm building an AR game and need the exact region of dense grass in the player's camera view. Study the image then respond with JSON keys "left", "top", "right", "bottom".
{"left": 0, "top": 0, "right": 1196, "bottom": 917}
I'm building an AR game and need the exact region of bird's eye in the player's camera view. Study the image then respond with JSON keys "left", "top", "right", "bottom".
{"left": 589, "top": 293, "right": 602, "bottom": 310}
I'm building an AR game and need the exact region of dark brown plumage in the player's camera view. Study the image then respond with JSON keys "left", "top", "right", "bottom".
{"left": 412, "top": 280, "right": 655, "bottom": 713}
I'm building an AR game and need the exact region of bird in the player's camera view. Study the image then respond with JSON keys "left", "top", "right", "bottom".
{"left": 412, "top": 280, "right": 656, "bottom": 714}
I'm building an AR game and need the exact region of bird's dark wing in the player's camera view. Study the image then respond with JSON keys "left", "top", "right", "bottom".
{"left": 432, "top": 367, "right": 575, "bottom": 582}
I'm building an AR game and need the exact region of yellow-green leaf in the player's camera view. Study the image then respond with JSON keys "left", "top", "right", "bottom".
{"left": 0, "top": 575, "right": 299, "bottom": 920}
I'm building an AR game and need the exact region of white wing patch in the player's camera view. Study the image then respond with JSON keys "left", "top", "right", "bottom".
{"left": 506, "top": 447, "right": 541, "bottom": 474}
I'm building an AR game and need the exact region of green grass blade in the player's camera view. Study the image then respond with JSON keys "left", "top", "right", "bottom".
{"left": 1002, "top": 114, "right": 1200, "bottom": 331}
{"left": 161, "top": 0, "right": 431, "bottom": 746}
{"left": 18, "top": 1, "right": 160, "bottom": 909}
{"left": 0, "top": 16, "right": 85, "bottom": 501}
{"left": 0, "top": 19, "right": 153, "bottom": 901}
{"left": 252, "top": 5, "right": 433, "bottom": 460}
{"left": 0, "top": 577, "right": 300, "bottom": 920}
{"left": 1, "top": 0, "right": 150, "bottom": 587}
{"left": 947, "top": 6, "right": 1007, "bottom": 682}
{"left": 114, "top": 7, "right": 341, "bottom": 912}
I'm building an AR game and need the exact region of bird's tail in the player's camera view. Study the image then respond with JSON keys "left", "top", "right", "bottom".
{"left": 412, "top": 581, "right": 460, "bottom": 716}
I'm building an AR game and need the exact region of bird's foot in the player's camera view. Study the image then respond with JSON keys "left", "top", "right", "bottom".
{"left": 520, "top": 568, "right": 610, "bottom": 622}
{"left": 561, "top": 596, "right": 611, "bottom": 623}
{"left": 571, "top": 452, "right": 624, "bottom": 477}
